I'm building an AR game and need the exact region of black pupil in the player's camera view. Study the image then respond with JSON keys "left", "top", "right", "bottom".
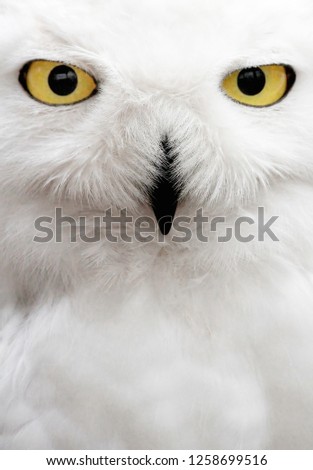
{"left": 48, "top": 65, "right": 78, "bottom": 96}
{"left": 237, "top": 67, "right": 266, "bottom": 96}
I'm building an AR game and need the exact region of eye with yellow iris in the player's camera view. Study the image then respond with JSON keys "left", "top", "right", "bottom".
{"left": 19, "top": 60, "right": 98, "bottom": 106}
{"left": 222, "top": 65, "right": 296, "bottom": 107}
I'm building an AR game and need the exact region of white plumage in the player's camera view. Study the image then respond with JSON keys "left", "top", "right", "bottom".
{"left": 1, "top": 0, "right": 313, "bottom": 449}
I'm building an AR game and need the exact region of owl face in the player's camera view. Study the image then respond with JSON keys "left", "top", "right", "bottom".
{"left": 0, "top": 0, "right": 313, "bottom": 234}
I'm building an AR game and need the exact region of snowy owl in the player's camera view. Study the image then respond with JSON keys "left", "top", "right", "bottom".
{"left": 1, "top": 0, "right": 313, "bottom": 450}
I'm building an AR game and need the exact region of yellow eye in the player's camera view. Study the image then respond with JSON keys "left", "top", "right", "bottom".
{"left": 222, "top": 65, "right": 296, "bottom": 107}
{"left": 19, "top": 60, "right": 97, "bottom": 106}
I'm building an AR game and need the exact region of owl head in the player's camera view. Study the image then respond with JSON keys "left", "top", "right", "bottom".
{"left": 0, "top": 0, "right": 313, "bottom": 236}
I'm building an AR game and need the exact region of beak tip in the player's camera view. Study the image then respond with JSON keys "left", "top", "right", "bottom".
{"left": 157, "top": 216, "right": 174, "bottom": 236}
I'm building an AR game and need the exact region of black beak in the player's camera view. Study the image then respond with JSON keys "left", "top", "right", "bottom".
{"left": 150, "top": 138, "right": 180, "bottom": 236}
